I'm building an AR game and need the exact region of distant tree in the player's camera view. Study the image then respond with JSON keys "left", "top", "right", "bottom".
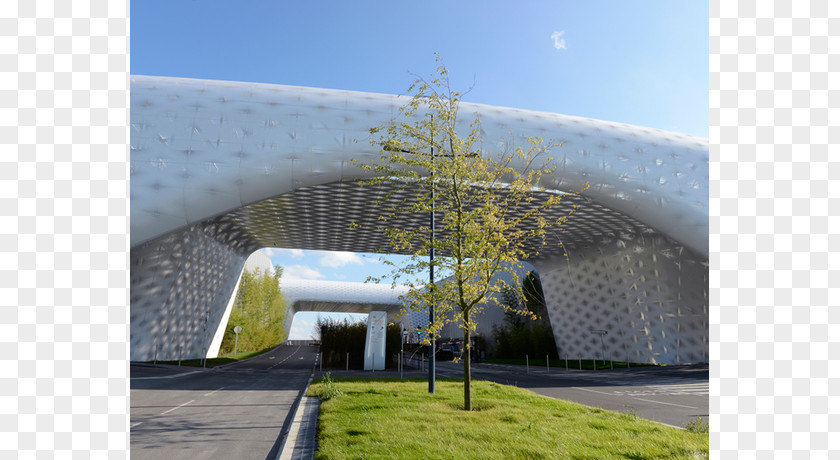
{"left": 492, "top": 271, "right": 557, "bottom": 360}
{"left": 220, "top": 265, "right": 287, "bottom": 354}
{"left": 522, "top": 271, "right": 547, "bottom": 320}
{"left": 354, "top": 56, "right": 586, "bottom": 410}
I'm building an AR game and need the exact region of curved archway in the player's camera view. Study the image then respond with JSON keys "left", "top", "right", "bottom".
{"left": 130, "top": 76, "right": 708, "bottom": 363}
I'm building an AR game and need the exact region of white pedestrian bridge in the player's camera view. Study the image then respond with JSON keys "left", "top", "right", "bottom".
{"left": 130, "top": 76, "right": 708, "bottom": 364}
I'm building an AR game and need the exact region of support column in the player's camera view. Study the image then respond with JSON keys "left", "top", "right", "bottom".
{"left": 532, "top": 234, "right": 708, "bottom": 365}
{"left": 130, "top": 219, "right": 259, "bottom": 362}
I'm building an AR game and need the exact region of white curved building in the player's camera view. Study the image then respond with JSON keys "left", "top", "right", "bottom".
{"left": 130, "top": 76, "right": 708, "bottom": 364}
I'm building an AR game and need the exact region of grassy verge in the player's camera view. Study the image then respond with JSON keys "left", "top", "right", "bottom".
{"left": 308, "top": 377, "right": 708, "bottom": 460}
{"left": 141, "top": 348, "right": 276, "bottom": 368}
{"left": 482, "top": 357, "right": 662, "bottom": 370}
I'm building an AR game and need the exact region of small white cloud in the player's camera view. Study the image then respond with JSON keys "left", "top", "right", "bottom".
{"left": 317, "top": 251, "right": 365, "bottom": 268}
{"left": 261, "top": 248, "right": 305, "bottom": 258}
{"left": 551, "top": 30, "right": 567, "bottom": 50}
{"left": 283, "top": 264, "right": 325, "bottom": 281}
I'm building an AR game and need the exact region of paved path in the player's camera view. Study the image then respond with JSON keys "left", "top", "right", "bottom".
{"left": 434, "top": 360, "right": 709, "bottom": 427}
{"left": 130, "top": 344, "right": 319, "bottom": 460}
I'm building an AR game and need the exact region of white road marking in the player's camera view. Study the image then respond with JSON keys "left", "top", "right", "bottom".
{"left": 608, "top": 382, "right": 708, "bottom": 397}
{"left": 646, "top": 382, "right": 707, "bottom": 388}
{"left": 203, "top": 387, "right": 225, "bottom": 397}
{"left": 571, "top": 386, "right": 700, "bottom": 409}
{"left": 269, "top": 346, "right": 301, "bottom": 369}
{"left": 130, "top": 422, "right": 143, "bottom": 429}
{"left": 131, "top": 370, "right": 202, "bottom": 381}
{"left": 571, "top": 387, "right": 614, "bottom": 396}
{"left": 159, "top": 399, "right": 194, "bottom": 416}
{"left": 633, "top": 397, "right": 698, "bottom": 409}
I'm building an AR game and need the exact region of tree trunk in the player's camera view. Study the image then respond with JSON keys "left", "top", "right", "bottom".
{"left": 463, "top": 310, "right": 472, "bottom": 411}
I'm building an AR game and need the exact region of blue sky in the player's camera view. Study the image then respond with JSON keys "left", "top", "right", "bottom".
{"left": 132, "top": 1, "right": 708, "bottom": 339}
{"left": 261, "top": 248, "right": 407, "bottom": 284}
{"left": 132, "top": 1, "right": 707, "bottom": 136}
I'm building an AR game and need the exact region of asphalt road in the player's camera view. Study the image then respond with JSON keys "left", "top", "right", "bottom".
{"left": 130, "top": 344, "right": 319, "bottom": 460}
{"left": 433, "top": 360, "right": 709, "bottom": 428}
{"left": 131, "top": 346, "right": 707, "bottom": 458}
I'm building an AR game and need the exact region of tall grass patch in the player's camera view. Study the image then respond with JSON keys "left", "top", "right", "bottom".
{"left": 309, "top": 378, "right": 708, "bottom": 459}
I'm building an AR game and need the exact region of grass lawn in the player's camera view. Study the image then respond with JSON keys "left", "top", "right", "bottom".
{"left": 309, "top": 377, "right": 708, "bottom": 460}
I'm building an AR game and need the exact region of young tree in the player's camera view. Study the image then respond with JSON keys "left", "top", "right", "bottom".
{"left": 354, "top": 56, "right": 587, "bottom": 410}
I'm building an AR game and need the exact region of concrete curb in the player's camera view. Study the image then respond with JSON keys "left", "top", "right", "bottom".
{"left": 276, "top": 372, "right": 318, "bottom": 460}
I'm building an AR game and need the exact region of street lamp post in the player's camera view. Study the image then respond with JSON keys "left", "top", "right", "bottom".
{"left": 383, "top": 114, "right": 477, "bottom": 394}
{"left": 590, "top": 329, "right": 607, "bottom": 365}
{"left": 429, "top": 114, "right": 436, "bottom": 394}
{"left": 426, "top": 119, "right": 480, "bottom": 393}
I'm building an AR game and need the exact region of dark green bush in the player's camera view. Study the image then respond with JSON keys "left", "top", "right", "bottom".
{"left": 318, "top": 318, "right": 403, "bottom": 369}
{"left": 436, "top": 349, "right": 454, "bottom": 361}
{"left": 490, "top": 271, "right": 558, "bottom": 360}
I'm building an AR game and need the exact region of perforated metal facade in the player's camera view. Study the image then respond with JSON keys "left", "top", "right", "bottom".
{"left": 130, "top": 76, "right": 708, "bottom": 363}
{"left": 280, "top": 279, "right": 410, "bottom": 336}
{"left": 534, "top": 236, "right": 708, "bottom": 364}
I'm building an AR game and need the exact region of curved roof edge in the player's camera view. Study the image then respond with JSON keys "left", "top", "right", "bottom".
{"left": 130, "top": 76, "right": 708, "bottom": 257}
{"left": 280, "top": 279, "right": 409, "bottom": 312}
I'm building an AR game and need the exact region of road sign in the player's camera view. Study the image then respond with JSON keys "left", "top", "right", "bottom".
{"left": 234, "top": 326, "right": 242, "bottom": 354}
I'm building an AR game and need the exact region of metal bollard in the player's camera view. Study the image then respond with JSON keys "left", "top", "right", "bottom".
{"left": 526, "top": 355, "right": 529, "bottom": 374}
{"left": 593, "top": 358, "right": 596, "bottom": 371}
{"left": 546, "top": 354, "right": 550, "bottom": 373}
{"left": 346, "top": 352, "right": 349, "bottom": 372}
